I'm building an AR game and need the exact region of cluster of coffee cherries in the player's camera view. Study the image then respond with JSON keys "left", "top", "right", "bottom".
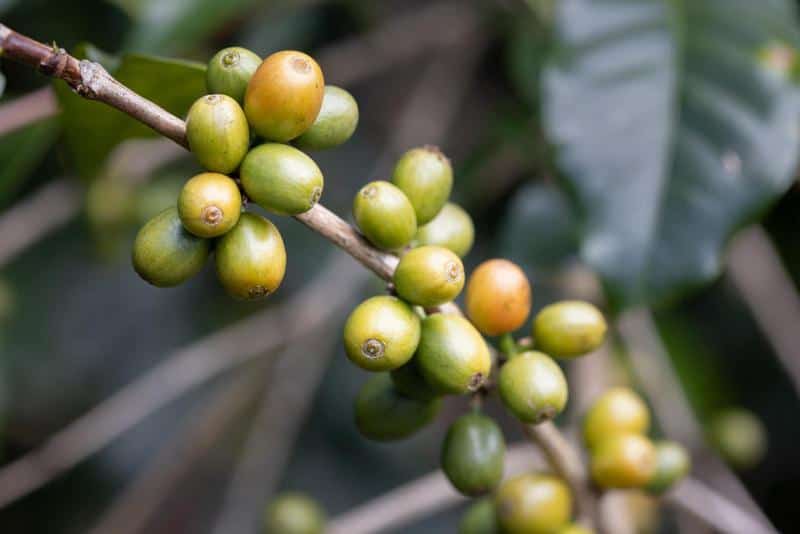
{"left": 132, "top": 46, "right": 358, "bottom": 298}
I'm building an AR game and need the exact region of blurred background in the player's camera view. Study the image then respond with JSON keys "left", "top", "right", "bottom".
{"left": 1, "top": 0, "right": 799, "bottom": 532}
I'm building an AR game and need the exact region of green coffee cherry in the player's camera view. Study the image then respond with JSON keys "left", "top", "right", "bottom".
{"left": 343, "top": 296, "right": 421, "bottom": 372}
{"left": 393, "top": 246, "right": 465, "bottom": 307}
{"left": 459, "top": 498, "right": 498, "bottom": 534}
{"left": 132, "top": 207, "right": 210, "bottom": 287}
{"left": 177, "top": 172, "right": 242, "bottom": 238}
{"left": 590, "top": 433, "right": 657, "bottom": 489}
{"left": 186, "top": 94, "right": 249, "bottom": 174}
{"left": 495, "top": 474, "right": 572, "bottom": 534}
{"left": 533, "top": 301, "right": 607, "bottom": 359}
{"left": 646, "top": 440, "right": 691, "bottom": 495}
{"left": 390, "top": 359, "right": 439, "bottom": 402}
{"left": 215, "top": 213, "right": 286, "bottom": 300}
{"left": 583, "top": 387, "right": 650, "bottom": 450}
{"left": 294, "top": 86, "right": 359, "bottom": 150}
{"left": 498, "top": 351, "right": 568, "bottom": 424}
{"left": 352, "top": 181, "right": 417, "bottom": 250}
{"left": 558, "top": 524, "right": 594, "bottom": 534}
{"left": 206, "top": 46, "right": 261, "bottom": 104}
{"left": 264, "top": 492, "right": 325, "bottom": 534}
{"left": 441, "top": 413, "right": 506, "bottom": 496}
{"left": 354, "top": 373, "right": 441, "bottom": 441}
{"left": 414, "top": 202, "right": 474, "bottom": 258}
{"left": 240, "top": 143, "right": 324, "bottom": 215}
{"left": 391, "top": 146, "right": 453, "bottom": 225}
{"left": 416, "top": 313, "right": 492, "bottom": 395}
{"left": 710, "top": 409, "right": 767, "bottom": 469}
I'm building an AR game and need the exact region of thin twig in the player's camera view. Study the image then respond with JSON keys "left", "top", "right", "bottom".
{"left": 327, "top": 443, "right": 545, "bottom": 534}
{"left": 728, "top": 225, "right": 800, "bottom": 397}
{"left": 0, "top": 255, "right": 363, "bottom": 508}
{"left": 88, "top": 367, "right": 267, "bottom": 534}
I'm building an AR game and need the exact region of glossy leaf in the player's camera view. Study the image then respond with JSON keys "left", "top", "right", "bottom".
{"left": 543, "top": 0, "right": 800, "bottom": 308}
{"left": 54, "top": 45, "right": 204, "bottom": 179}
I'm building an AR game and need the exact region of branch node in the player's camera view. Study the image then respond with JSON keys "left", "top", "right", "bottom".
{"left": 77, "top": 60, "right": 105, "bottom": 98}
{"left": 40, "top": 47, "right": 68, "bottom": 79}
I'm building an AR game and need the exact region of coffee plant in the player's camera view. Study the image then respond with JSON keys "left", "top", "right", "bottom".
{"left": 1, "top": 1, "right": 798, "bottom": 533}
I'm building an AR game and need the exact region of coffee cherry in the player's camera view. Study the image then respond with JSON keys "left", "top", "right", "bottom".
{"left": 354, "top": 373, "right": 441, "bottom": 441}
{"left": 466, "top": 259, "right": 531, "bottom": 336}
{"left": 414, "top": 202, "right": 474, "bottom": 258}
{"left": 391, "top": 146, "right": 453, "bottom": 225}
{"left": 206, "top": 46, "right": 261, "bottom": 104}
{"left": 646, "top": 440, "right": 691, "bottom": 495}
{"left": 240, "top": 143, "right": 324, "bottom": 215}
{"left": 459, "top": 498, "right": 498, "bottom": 534}
{"left": 558, "top": 524, "right": 594, "bottom": 534}
{"left": 343, "top": 296, "right": 421, "bottom": 372}
{"left": 441, "top": 413, "right": 506, "bottom": 496}
{"left": 495, "top": 474, "right": 572, "bottom": 534}
{"left": 177, "top": 172, "right": 242, "bottom": 238}
{"left": 498, "top": 351, "right": 568, "bottom": 424}
{"left": 244, "top": 50, "right": 324, "bottom": 141}
{"left": 352, "top": 181, "right": 417, "bottom": 250}
{"left": 710, "top": 409, "right": 767, "bottom": 469}
{"left": 215, "top": 213, "right": 286, "bottom": 300}
{"left": 294, "top": 86, "right": 359, "bottom": 150}
{"left": 264, "top": 492, "right": 325, "bottom": 534}
{"left": 390, "top": 359, "right": 439, "bottom": 402}
{"left": 533, "top": 301, "right": 607, "bottom": 359}
{"left": 132, "top": 207, "right": 210, "bottom": 287}
{"left": 186, "top": 94, "right": 249, "bottom": 174}
{"left": 416, "top": 314, "right": 492, "bottom": 395}
{"left": 583, "top": 387, "right": 650, "bottom": 450}
{"left": 393, "top": 246, "right": 465, "bottom": 307}
{"left": 590, "top": 433, "right": 657, "bottom": 489}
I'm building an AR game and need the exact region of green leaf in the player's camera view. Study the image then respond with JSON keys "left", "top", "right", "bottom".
{"left": 0, "top": 119, "right": 59, "bottom": 207}
{"left": 54, "top": 46, "right": 204, "bottom": 179}
{"left": 543, "top": 0, "right": 800, "bottom": 309}
{"left": 498, "top": 183, "right": 578, "bottom": 275}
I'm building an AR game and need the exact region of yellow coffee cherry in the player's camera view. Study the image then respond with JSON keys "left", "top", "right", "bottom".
{"left": 583, "top": 387, "right": 650, "bottom": 449}
{"left": 590, "top": 433, "right": 657, "bottom": 489}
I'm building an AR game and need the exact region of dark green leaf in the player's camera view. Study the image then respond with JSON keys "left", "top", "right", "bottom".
{"left": 0, "top": 119, "right": 59, "bottom": 207}
{"left": 54, "top": 46, "right": 204, "bottom": 179}
{"left": 498, "top": 183, "right": 578, "bottom": 275}
{"left": 543, "top": 0, "right": 800, "bottom": 308}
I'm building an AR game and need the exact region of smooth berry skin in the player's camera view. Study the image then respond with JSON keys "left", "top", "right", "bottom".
{"left": 498, "top": 351, "right": 568, "bottom": 424}
{"left": 646, "top": 440, "right": 691, "bottom": 495}
{"left": 264, "top": 493, "right": 325, "bottom": 534}
{"left": 185, "top": 94, "right": 249, "bottom": 174}
{"left": 590, "top": 433, "right": 657, "bottom": 489}
{"left": 466, "top": 259, "right": 531, "bottom": 336}
{"left": 177, "top": 172, "right": 242, "bottom": 238}
{"left": 533, "top": 301, "right": 607, "bottom": 359}
{"left": 352, "top": 181, "right": 417, "bottom": 250}
{"left": 495, "top": 474, "right": 572, "bottom": 534}
{"left": 294, "top": 85, "right": 359, "bottom": 150}
{"left": 392, "top": 146, "right": 453, "bottom": 225}
{"left": 441, "top": 413, "right": 506, "bottom": 496}
{"left": 393, "top": 245, "right": 465, "bottom": 307}
{"left": 583, "top": 387, "right": 650, "bottom": 450}
{"left": 414, "top": 202, "right": 475, "bottom": 258}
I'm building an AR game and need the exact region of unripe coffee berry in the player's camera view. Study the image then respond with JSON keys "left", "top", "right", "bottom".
{"left": 533, "top": 301, "right": 607, "bottom": 358}
{"left": 132, "top": 207, "right": 210, "bottom": 287}
{"left": 583, "top": 387, "right": 650, "bottom": 450}
{"left": 206, "top": 46, "right": 261, "bottom": 104}
{"left": 414, "top": 202, "right": 474, "bottom": 258}
{"left": 459, "top": 498, "right": 497, "bottom": 534}
{"left": 185, "top": 94, "right": 249, "bottom": 174}
{"left": 466, "top": 259, "right": 531, "bottom": 336}
{"left": 177, "top": 172, "right": 242, "bottom": 238}
{"left": 646, "top": 440, "right": 691, "bottom": 495}
{"left": 391, "top": 146, "right": 453, "bottom": 225}
{"left": 264, "top": 492, "right": 325, "bottom": 534}
{"left": 354, "top": 373, "right": 441, "bottom": 441}
{"left": 441, "top": 413, "right": 506, "bottom": 496}
{"left": 244, "top": 50, "right": 324, "bottom": 141}
{"left": 352, "top": 181, "right": 417, "bottom": 250}
{"left": 495, "top": 474, "right": 572, "bottom": 534}
{"left": 498, "top": 351, "right": 568, "bottom": 424}
{"left": 343, "top": 296, "right": 421, "bottom": 372}
{"left": 390, "top": 359, "right": 439, "bottom": 402}
{"left": 294, "top": 86, "right": 359, "bottom": 151}
{"left": 559, "top": 524, "right": 594, "bottom": 534}
{"left": 416, "top": 313, "right": 491, "bottom": 395}
{"left": 215, "top": 213, "right": 286, "bottom": 299}
{"left": 393, "top": 245, "right": 465, "bottom": 307}
{"left": 710, "top": 409, "right": 767, "bottom": 469}
{"left": 240, "top": 143, "right": 324, "bottom": 215}
{"left": 590, "top": 433, "right": 657, "bottom": 489}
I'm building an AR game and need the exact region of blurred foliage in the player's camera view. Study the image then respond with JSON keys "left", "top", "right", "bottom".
{"left": 542, "top": 0, "right": 800, "bottom": 310}
{"left": 0, "top": 70, "right": 5, "bottom": 97}
{"left": 54, "top": 45, "right": 205, "bottom": 179}
{"left": 0, "top": 119, "right": 58, "bottom": 207}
